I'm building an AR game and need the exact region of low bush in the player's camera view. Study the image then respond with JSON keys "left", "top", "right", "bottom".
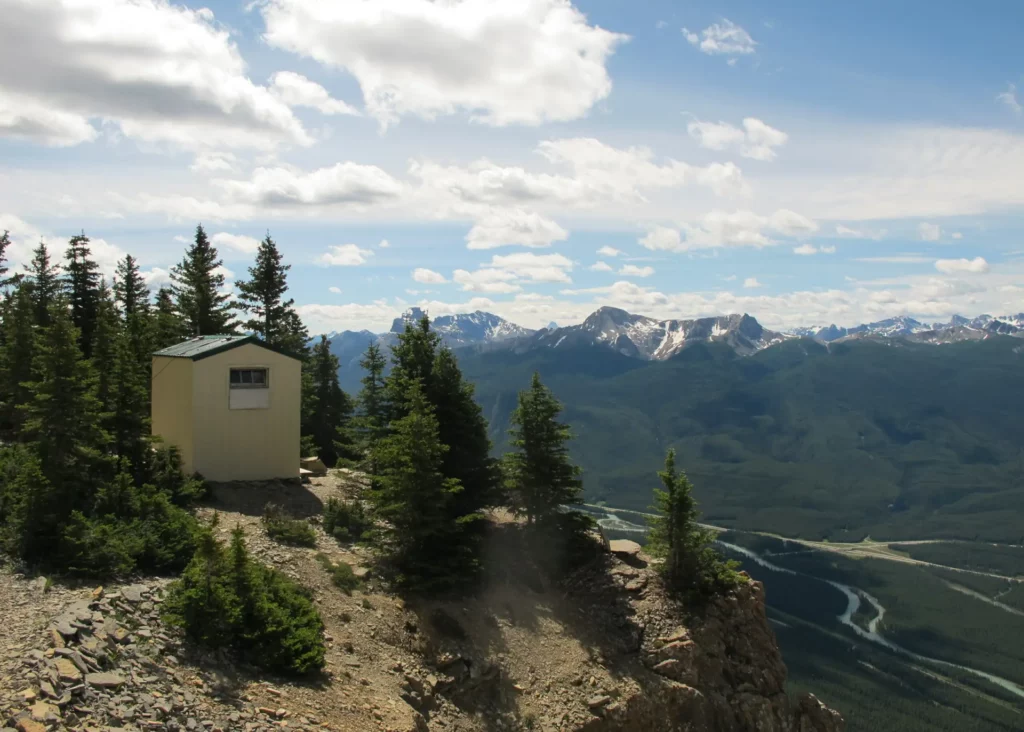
{"left": 262, "top": 503, "right": 317, "bottom": 547}
{"left": 322, "top": 497, "right": 372, "bottom": 544}
{"left": 162, "top": 523, "right": 326, "bottom": 677}
{"left": 315, "top": 553, "right": 360, "bottom": 594}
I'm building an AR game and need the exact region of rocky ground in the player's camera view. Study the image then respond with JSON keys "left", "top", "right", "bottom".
{"left": 0, "top": 471, "right": 843, "bottom": 732}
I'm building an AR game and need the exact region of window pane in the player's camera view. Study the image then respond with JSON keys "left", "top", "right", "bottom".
{"left": 251, "top": 370, "right": 266, "bottom": 385}
{"left": 240, "top": 370, "right": 252, "bottom": 384}
{"left": 230, "top": 370, "right": 241, "bottom": 384}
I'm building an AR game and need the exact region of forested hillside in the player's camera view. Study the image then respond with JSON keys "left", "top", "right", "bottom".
{"left": 458, "top": 337, "right": 1024, "bottom": 542}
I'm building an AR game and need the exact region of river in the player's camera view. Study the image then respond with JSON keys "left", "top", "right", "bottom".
{"left": 588, "top": 508, "right": 1024, "bottom": 701}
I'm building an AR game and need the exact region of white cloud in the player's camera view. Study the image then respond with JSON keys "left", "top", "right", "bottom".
{"left": 918, "top": 222, "right": 942, "bottom": 241}
{"left": 211, "top": 232, "right": 261, "bottom": 255}
{"left": 743, "top": 277, "right": 763, "bottom": 289}
{"left": 640, "top": 209, "right": 817, "bottom": 252}
{"left": 683, "top": 19, "right": 756, "bottom": 56}
{"left": 141, "top": 267, "right": 171, "bottom": 290}
{"left": 590, "top": 260, "right": 613, "bottom": 272}
{"left": 687, "top": 117, "right": 788, "bottom": 161}
{"left": 619, "top": 264, "right": 655, "bottom": 277}
{"left": 453, "top": 268, "right": 520, "bottom": 293}
{"left": 997, "top": 83, "right": 1022, "bottom": 116}
{"left": 328, "top": 286, "right": 342, "bottom": 294}
{"left": 378, "top": 239, "right": 390, "bottom": 248}
{"left": 835, "top": 225, "right": 885, "bottom": 240}
{"left": 793, "top": 243, "right": 836, "bottom": 255}
{"left": 487, "top": 251, "right": 574, "bottom": 283}
{"left": 217, "top": 163, "right": 403, "bottom": 208}
{"left": 935, "top": 257, "right": 989, "bottom": 274}
{"left": 412, "top": 268, "right": 447, "bottom": 284}
{"left": 173, "top": 235, "right": 191, "bottom": 244}
{"left": 317, "top": 243, "right": 374, "bottom": 266}
{"left": 260, "top": 0, "right": 629, "bottom": 129}
{"left": 951, "top": 232, "right": 963, "bottom": 240}
{"left": 597, "top": 245, "right": 622, "bottom": 257}
{"left": 268, "top": 71, "right": 360, "bottom": 116}
{"left": 191, "top": 152, "right": 238, "bottom": 174}
{"left": 465, "top": 209, "right": 568, "bottom": 249}
{"left": 0, "top": 0, "right": 309, "bottom": 150}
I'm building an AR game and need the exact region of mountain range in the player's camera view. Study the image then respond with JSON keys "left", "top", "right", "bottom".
{"left": 324, "top": 305, "right": 1024, "bottom": 391}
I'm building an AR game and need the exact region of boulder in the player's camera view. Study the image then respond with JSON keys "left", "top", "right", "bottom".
{"left": 300, "top": 457, "right": 328, "bottom": 476}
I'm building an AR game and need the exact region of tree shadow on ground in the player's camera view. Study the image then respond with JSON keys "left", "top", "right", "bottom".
{"left": 204, "top": 479, "right": 325, "bottom": 518}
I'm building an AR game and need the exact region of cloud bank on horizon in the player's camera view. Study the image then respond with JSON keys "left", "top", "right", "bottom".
{"left": 1, "top": 0, "right": 1022, "bottom": 335}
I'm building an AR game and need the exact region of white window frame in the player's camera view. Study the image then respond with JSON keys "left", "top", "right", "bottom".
{"left": 229, "top": 367, "right": 270, "bottom": 389}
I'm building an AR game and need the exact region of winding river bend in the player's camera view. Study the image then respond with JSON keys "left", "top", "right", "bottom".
{"left": 589, "top": 508, "right": 1024, "bottom": 701}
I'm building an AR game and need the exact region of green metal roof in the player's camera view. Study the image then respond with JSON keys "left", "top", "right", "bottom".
{"left": 153, "top": 335, "right": 300, "bottom": 361}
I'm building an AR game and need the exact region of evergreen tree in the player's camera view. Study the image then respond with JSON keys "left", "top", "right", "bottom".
{"left": 113, "top": 254, "right": 150, "bottom": 317}
{"left": 64, "top": 232, "right": 102, "bottom": 356}
{"left": 368, "top": 383, "right": 469, "bottom": 589}
{"left": 171, "top": 224, "right": 236, "bottom": 336}
{"left": 18, "top": 304, "right": 111, "bottom": 558}
{"left": 91, "top": 280, "right": 118, "bottom": 420}
{"left": 152, "top": 287, "right": 186, "bottom": 349}
{"left": 503, "top": 373, "right": 583, "bottom": 525}
{"left": 303, "top": 336, "right": 357, "bottom": 466}
{"left": 110, "top": 326, "right": 152, "bottom": 482}
{"left": 384, "top": 313, "right": 440, "bottom": 421}
{"left": 0, "top": 230, "right": 11, "bottom": 290}
{"left": 0, "top": 284, "right": 37, "bottom": 436}
{"left": 648, "top": 449, "right": 739, "bottom": 596}
{"left": 429, "top": 348, "right": 498, "bottom": 520}
{"left": 27, "top": 242, "right": 61, "bottom": 328}
{"left": 234, "top": 233, "right": 307, "bottom": 357}
{"left": 355, "top": 342, "right": 388, "bottom": 462}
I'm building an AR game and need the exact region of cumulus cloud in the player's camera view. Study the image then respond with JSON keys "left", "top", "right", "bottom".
{"left": 211, "top": 232, "right": 261, "bottom": 255}
{"left": 217, "top": 163, "right": 403, "bottom": 208}
{"left": 487, "top": 252, "right": 574, "bottom": 283}
{"left": 268, "top": 71, "right": 360, "bottom": 116}
{"left": 191, "top": 152, "right": 238, "bottom": 174}
{"left": 465, "top": 209, "right": 568, "bottom": 249}
{"left": 998, "top": 83, "right": 1022, "bottom": 116}
{"left": 260, "top": 0, "right": 629, "bottom": 129}
{"left": 935, "top": 257, "right": 989, "bottom": 274}
{"left": 378, "top": 239, "right": 390, "bottom": 248}
{"left": 918, "top": 222, "right": 942, "bottom": 241}
{"left": 590, "top": 261, "right": 613, "bottom": 272}
{"left": 683, "top": 19, "right": 756, "bottom": 56}
{"left": 453, "top": 268, "right": 520, "bottom": 293}
{"left": 835, "top": 225, "right": 885, "bottom": 240}
{"left": 687, "top": 117, "right": 788, "bottom": 161}
{"left": 743, "top": 277, "right": 763, "bottom": 288}
{"left": 951, "top": 232, "right": 963, "bottom": 240}
{"left": 141, "top": 267, "right": 172, "bottom": 290}
{"left": 328, "top": 286, "right": 342, "bottom": 294}
{"left": 317, "top": 243, "right": 374, "bottom": 266}
{"left": 619, "top": 264, "right": 655, "bottom": 277}
{"left": 412, "top": 268, "right": 447, "bottom": 284}
{"left": 640, "top": 209, "right": 817, "bottom": 252}
{"left": 597, "top": 245, "right": 622, "bottom": 257}
{"left": 793, "top": 244, "right": 835, "bottom": 255}
{"left": 0, "top": 0, "right": 309, "bottom": 150}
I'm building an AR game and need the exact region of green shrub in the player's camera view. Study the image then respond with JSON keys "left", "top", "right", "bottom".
{"left": 262, "top": 503, "right": 317, "bottom": 547}
{"left": 163, "top": 524, "right": 325, "bottom": 676}
{"left": 322, "top": 497, "right": 372, "bottom": 544}
{"left": 315, "top": 553, "right": 360, "bottom": 594}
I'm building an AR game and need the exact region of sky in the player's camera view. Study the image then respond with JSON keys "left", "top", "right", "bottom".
{"left": 1, "top": 0, "right": 1023, "bottom": 335}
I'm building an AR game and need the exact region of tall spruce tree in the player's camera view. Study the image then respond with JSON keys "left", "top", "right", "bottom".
{"left": 64, "top": 233, "right": 101, "bottom": 356}
{"left": 355, "top": 342, "right": 388, "bottom": 461}
{"left": 503, "top": 372, "right": 583, "bottom": 525}
{"left": 0, "top": 230, "right": 11, "bottom": 289}
{"left": 303, "top": 336, "right": 357, "bottom": 466}
{"left": 385, "top": 314, "right": 440, "bottom": 421}
{"left": 91, "top": 280, "right": 119, "bottom": 423}
{"left": 648, "top": 449, "right": 738, "bottom": 595}
{"left": 114, "top": 254, "right": 150, "bottom": 317}
{"left": 234, "top": 234, "right": 307, "bottom": 357}
{"left": 368, "top": 383, "right": 469, "bottom": 589}
{"left": 109, "top": 326, "right": 152, "bottom": 485}
{"left": 27, "top": 242, "right": 61, "bottom": 328}
{"left": 429, "top": 348, "right": 498, "bottom": 520}
{"left": 171, "top": 224, "right": 236, "bottom": 336}
{"left": 0, "top": 284, "right": 37, "bottom": 436}
{"left": 152, "top": 287, "right": 186, "bottom": 349}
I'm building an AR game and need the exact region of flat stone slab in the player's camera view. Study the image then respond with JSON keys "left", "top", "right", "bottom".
{"left": 85, "top": 672, "right": 125, "bottom": 688}
{"left": 54, "top": 658, "right": 82, "bottom": 683}
{"left": 608, "top": 539, "right": 642, "bottom": 557}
